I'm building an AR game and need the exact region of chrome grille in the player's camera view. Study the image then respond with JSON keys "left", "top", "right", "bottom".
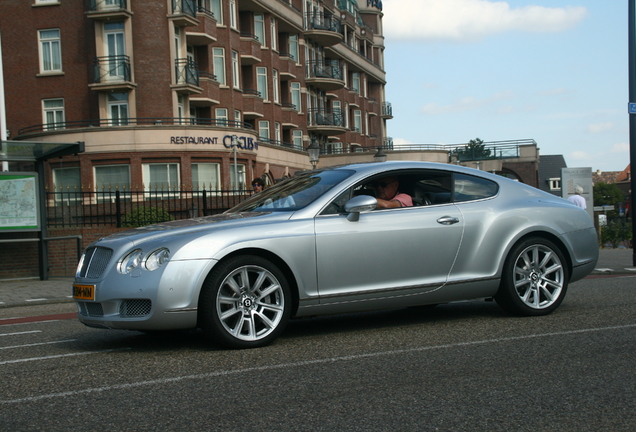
{"left": 78, "top": 246, "right": 113, "bottom": 279}
{"left": 78, "top": 302, "right": 104, "bottom": 317}
{"left": 119, "top": 299, "right": 152, "bottom": 317}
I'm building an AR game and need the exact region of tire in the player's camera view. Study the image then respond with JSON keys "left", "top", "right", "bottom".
{"left": 199, "top": 255, "right": 291, "bottom": 349}
{"left": 494, "top": 237, "right": 569, "bottom": 316}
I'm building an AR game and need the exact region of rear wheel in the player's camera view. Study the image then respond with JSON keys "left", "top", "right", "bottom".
{"left": 199, "top": 255, "right": 291, "bottom": 349}
{"left": 495, "top": 238, "right": 569, "bottom": 316}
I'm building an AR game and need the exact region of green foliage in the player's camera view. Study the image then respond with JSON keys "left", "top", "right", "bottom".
{"left": 593, "top": 182, "right": 625, "bottom": 217}
{"left": 121, "top": 207, "right": 174, "bottom": 228}
{"left": 454, "top": 138, "right": 492, "bottom": 161}
{"left": 601, "top": 220, "right": 632, "bottom": 249}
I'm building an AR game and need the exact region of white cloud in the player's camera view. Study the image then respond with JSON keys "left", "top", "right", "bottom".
{"left": 610, "top": 142, "right": 629, "bottom": 153}
{"left": 587, "top": 122, "right": 615, "bottom": 133}
{"left": 383, "top": 0, "right": 587, "bottom": 42}
{"left": 569, "top": 150, "right": 593, "bottom": 161}
{"left": 420, "top": 90, "right": 514, "bottom": 115}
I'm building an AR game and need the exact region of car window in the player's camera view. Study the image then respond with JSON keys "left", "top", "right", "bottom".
{"left": 230, "top": 170, "right": 354, "bottom": 212}
{"left": 453, "top": 173, "right": 499, "bottom": 202}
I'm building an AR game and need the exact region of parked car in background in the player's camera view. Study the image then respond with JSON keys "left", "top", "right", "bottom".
{"left": 73, "top": 161, "right": 598, "bottom": 348}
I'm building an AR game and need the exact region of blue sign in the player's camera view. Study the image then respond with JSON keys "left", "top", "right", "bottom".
{"left": 629, "top": 103, "right": 636, "bottom": 114}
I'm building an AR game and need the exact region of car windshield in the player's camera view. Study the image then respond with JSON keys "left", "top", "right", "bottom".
{"left": 229, "top": 169, "right": 354, "bottom": 212}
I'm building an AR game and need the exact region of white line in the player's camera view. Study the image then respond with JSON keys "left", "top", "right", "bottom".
{"left": 0, "top": 330, "right": 42, "bottom": 337}
{"left": 2, "top": 323, "right": 636, "bottom": 405}
{"left": 0, "top": 347, "right": 131, "bottom": 366}
{"left": 25, "top": 298, "right": 47, "bottom": 302}
{"left": 0, "top": 339, "right": 78, "bottom": 350}
{"left": 0, "top": 319, "right": 70, "bottom": 327}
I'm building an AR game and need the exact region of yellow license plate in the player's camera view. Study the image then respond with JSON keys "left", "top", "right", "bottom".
{"left": 73, "top": 284, "right": 95, "bottom": 301}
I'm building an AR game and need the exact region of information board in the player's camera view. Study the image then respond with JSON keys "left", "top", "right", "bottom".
{"left": 0, "top": 172, "right": 40, "bottom": 232}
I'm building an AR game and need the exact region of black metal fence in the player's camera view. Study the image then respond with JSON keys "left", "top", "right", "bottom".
{"left": 46, "top": 187, "right": 253, "bottom": 228}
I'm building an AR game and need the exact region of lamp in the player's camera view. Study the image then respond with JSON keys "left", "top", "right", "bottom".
{"left": 374, "top": 146, "right": 387, "bottom": 162}
{"left": 307, "top": 140, "right": 320, "bottom": 169}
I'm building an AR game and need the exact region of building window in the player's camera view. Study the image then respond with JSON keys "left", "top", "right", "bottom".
{"left": 258, "top": 120, "right": 270, "bottom": 141}
{"left": 549, "top": 178, "right": 562, "bottom": 191}
{"left": 209, "top": 0, "right": 222, "bottom": 24}
{"left": 256, "top": 67, "right": 268, "bottom": 100}
{"left": 38, "top": 29, "right": 62, "bottom": 73}
{"left": 43, "top": 99, "right": 65, "bottom": 130}
{"left": 52, "top": 167, "right": 81, "bottom": 203}
{"left": 230, "top": 164, "right": 246, "bottom": 190}
{"left": 293, "top": 130, "right": 303, "bottom": 149}
{"left": 215, "top": 108, "right": 228, "bottom": 126}
{"left": 289, "top": 34, "right": 299, "bottom": 62}
{"left": 353, "top": 109, "right": 361, "bottom": 133}
{"left": 272, "top": 69, "right": 280, "bottom": 104}
{"left": 104, "top": 22, "right": 126, "bottom": 81}
{"left": 178, "top": 95, "right": 187, "bottom": 124}
{"left": 231, "top": 50, "right": 240, "bottom": 89}
{"left": 351, "top": 72, "right": 360, "bottom": 94}
{"left": 274, "top": 122, "right": 281, "bottom": 143}
{"left": 142, "top": 163, "right": 180, "bottom": 191}
{"left": 291, "top": 82, "right": 301, "bottom": 111}
{"left": 270, "top": 17, "right": 277, "bottom": 51}
{"left": 254, "top": 13, "right": 266, "bottom": 46}
{"left": 192, "top": 163, "right": 220, "bottom": 190}
{"left": 213, "top": 47, "right": 226, "bottom": 85}
{"left": 365, "top": 112, "right": 369, "bottom": 136}
{"left": 234, "top": 110, "right": 242, "bottom": 127}
{"left": 108, "top": 93, "right": 129, "bottom": 125}
{"left": 229, "top": 0, "right": 237, "bottom": 29}
{"left": 94, "top": 165, "right": 131, "bottom": 189}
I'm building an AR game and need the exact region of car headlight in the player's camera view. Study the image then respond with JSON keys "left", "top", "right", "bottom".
{"left": 118, "top": 249, "right": 143, "bottom": 274}
{"left": 144, "top": 248, "right": 170, "bottom": 271}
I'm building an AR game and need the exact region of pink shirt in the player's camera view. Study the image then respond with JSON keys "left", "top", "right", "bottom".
{"left": 391, "top": 192, "right": 413, "bottom": 207}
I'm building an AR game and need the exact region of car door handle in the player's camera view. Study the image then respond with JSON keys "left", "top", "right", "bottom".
{"left": 437, "top": 216, "right": 460, "bottom": 225}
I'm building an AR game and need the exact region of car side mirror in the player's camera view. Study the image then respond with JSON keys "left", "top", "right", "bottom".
{"left": 344, "top": 195, "right": 377, "bottom": 221}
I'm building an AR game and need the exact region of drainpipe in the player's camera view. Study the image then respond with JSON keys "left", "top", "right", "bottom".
{"left": 0, "top": 30, "right": 9, "bottom": 171}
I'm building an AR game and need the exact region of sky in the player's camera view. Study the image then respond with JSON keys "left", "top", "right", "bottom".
{"left": 382, "top": 0, "right": 630, "bottom": 172}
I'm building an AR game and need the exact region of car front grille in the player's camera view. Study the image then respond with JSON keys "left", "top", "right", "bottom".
{"left": 119, "top": 299, "right": 152, "bottom": 317}
{"left": 78, "top": 246, "right": 113, "bottom": 279}
{"left": 78, "top": 301, "right": 104, "bottom": 317}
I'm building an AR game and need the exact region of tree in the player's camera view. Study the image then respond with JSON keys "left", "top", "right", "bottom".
{"left": 593, "top": 182, "right": 625, "bottom": 213}
{"left": 454, "top": 138, "right": 492, "bottom": 161}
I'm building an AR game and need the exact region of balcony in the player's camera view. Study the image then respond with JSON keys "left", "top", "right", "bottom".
{"left": 381, "top": 102, "right": 393, "bottom": 119}
{"left": 169, "top": 0, "right": 199, "bottom": 27}
{"left": 240, "top": 33, "right": 262, "bottom": 65}
{"left": 242, "top": 90, "right": 265, "bottom": 119}
{"left": 172, "top": 59, "right": 202, "bottom": 94}
{"left": 305, "top": 60, "right": 344, "bottom": 91}
{"left": 190, "top": 72, "right": 220, "bottom": 106}
{"left": 89, "top": 56, "right": 136, "bottom": 91}
{"left": 304, "top": 12, "right": 343, "bottom": 46}
{"left": 308, "top": 108, "right": 347, "bottom": 135}
{"left": 86, "top": 0, "right": 132, "bottom": 20}
{"left": 187, "top": 9, "right": 217, "bottom": 45}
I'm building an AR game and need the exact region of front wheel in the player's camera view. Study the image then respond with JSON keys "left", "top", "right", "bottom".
{"left": 199, "top": 255, "right": 292, "bottom": 349}
{"left": 495, "top": 238, "right": 569, "bottom": 316}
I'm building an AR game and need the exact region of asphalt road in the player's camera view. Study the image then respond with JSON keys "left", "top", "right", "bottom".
{"left": 1, "top": 275, "right": 635, "bottom": 432}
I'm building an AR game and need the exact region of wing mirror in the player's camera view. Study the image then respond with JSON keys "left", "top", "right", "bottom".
{"left": 344, "top": 195, "right": 377, "bottom": 221}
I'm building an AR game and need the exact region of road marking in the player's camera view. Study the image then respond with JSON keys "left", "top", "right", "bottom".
{"left": 2, "top": 322, "right": 636, "bottom": 404}
{"left": 0, "top": 330, "right": 42, "bottom": 337}
{"left": 0, "top": 347, "right": 131, "bottom": 366}
{"left": 0, "top": 313, "right": 77, "bottom": 326}
{"left": 0, "top": 339, "right": 78, "bottom": 350}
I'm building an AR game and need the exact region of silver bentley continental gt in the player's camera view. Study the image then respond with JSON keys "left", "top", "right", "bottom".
{"left": 73, "top": 161, "right": 598, "bottom": 349}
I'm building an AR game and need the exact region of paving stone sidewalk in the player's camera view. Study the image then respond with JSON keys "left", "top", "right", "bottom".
{"left": 0, "top": 248, "right": 634, "bottom": 308}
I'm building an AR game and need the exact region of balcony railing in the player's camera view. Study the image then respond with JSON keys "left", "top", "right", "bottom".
{"left": 381, "top": 102, "right": 393, "bottom": 117}
{"left": 306, "top": 60, "right": 343, "bottom": 80}
{"left": 172, "top": 0, "right": 197, "bottom": 18}
{"left": 175, "top": 58, "right": 200, "bottom": 86}
{"left": 18, "top": 117, "right": 254, "bottom": 136}
{"left": 308, "top": 108, "right": 345, "bottom": 127}
{"left": 305, "top": 12, "right": 341, "bottom": 33}
{"left": 93, "top": 55, "right": 131, "bottom": 83}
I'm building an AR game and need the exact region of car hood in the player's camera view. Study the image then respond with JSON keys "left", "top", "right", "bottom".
{"left": 94, "top": 212, "right": 292, "bottom": 247}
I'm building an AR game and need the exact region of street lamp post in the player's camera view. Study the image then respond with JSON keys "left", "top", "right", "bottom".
{"left": 307, "top": 140, "right": 320, "bottom": 170}
{"left": 629, "top": 0, "right": 636, "bottom": 265}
